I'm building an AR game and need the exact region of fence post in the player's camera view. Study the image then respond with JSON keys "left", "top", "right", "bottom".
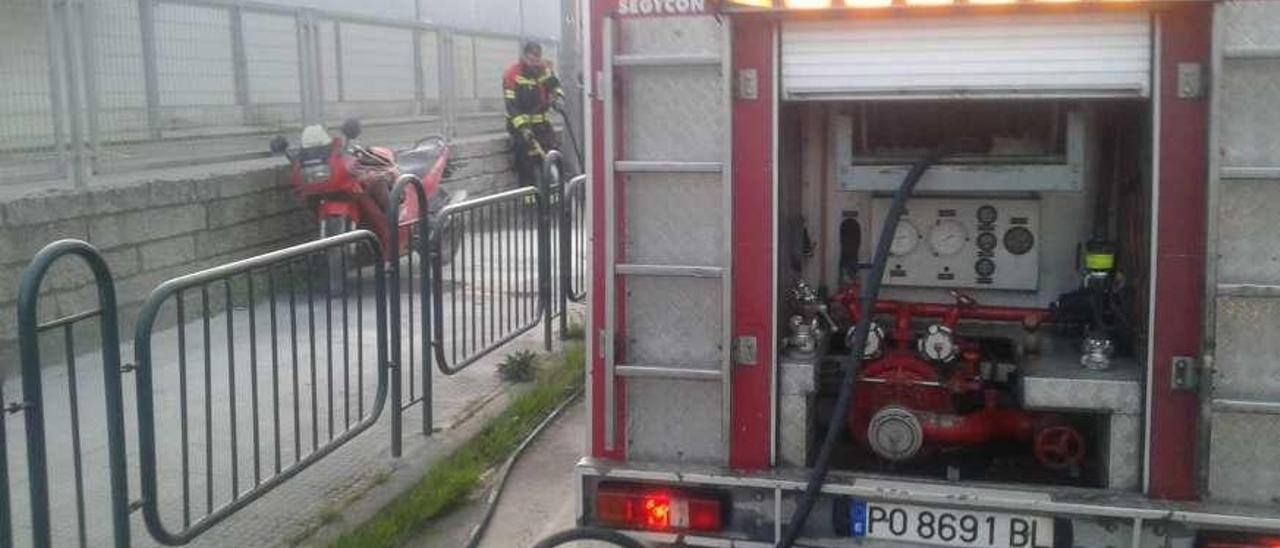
{"left": 44, "top": 0, "right": 69, "bottom": 180}
{"left": 538, "top": 152, "right": 560, "bottom": 351}
{"left": 137, "top": 0, "right": 163, "bottom": 140}
{"left": 413, "top": 29, "right": 426, "bottom": 117}
{"left": 78, "top": 0, "right": 101, "bottom": 177}
{"left": 295, "top": 9, "right": 314, "bottom": 125}
{"left": 0, "top": 375, "right": 11, "bottom": 547}
{"left": 559, "top": 166, "right": 571, "bottom": 338}
{"left": 58, "top": 0, "right": 87, "bottom": 188}
{"left": 230, "top": 5, "right": 251, "bottom": 122}
{"left": 438, "top": 30, "right": 457, "bottom": 138}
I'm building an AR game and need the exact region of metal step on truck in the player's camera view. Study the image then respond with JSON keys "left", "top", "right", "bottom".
{"left": 572, "top": 0, "right": 1280, "bottom": 546}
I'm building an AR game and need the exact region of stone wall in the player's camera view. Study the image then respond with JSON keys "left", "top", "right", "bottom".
{"left": 0, "top": 132, "right": 520, "bottom": 370}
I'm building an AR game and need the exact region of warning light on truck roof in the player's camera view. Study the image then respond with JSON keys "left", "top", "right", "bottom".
{"left": 728, "top": 0, "right": 1139, "bottom": 8}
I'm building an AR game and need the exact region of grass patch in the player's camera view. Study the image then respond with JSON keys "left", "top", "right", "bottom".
{"left": 330, "top": 342, "right": 585, "bottom": 548}
{"left": 561, "top": 320, "right": 585, "bottom": 341}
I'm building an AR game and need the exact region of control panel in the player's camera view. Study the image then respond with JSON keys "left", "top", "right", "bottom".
{"left": 870, "top": 198, "right": 1041, "bottom": 291}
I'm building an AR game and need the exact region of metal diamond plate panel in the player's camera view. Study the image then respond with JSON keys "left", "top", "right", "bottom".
{"left": 624, "top": 173, "right": 723, "bottom": 266}
{"left": 1221, "top": 0, "right": 1280, "bottom": 50}
{"left": 1022, "top": 377, "right": 1143, "bottom": 414}
{"left": 1213, "top": 296, "right": 1280, "bottom": 400}
{"left": 1216, "top": 180, "right": 1280, "bottom": 285}
{"left": 1105, "top": 414, "right": 1141, "bottom": 490}
{"left": 627, "top": 378, "right": 725, "bottom": 463}
{"left": 623, "top": 66, "right": 724, "bottom": 162}
{"left": 1019, "top": 350, "right": 1142, "bottom": 414}
{"left": 619, "top": 16, "right": 722, "bottom": 56}
{"left": 1220, "top": 59, "right": 1280, "bottom": 168}
{"left": 1209, "top": 411, "right": 1280, "bottom": 504}
{"left": 625, "top": 276, "right": 722, "bottom": 369}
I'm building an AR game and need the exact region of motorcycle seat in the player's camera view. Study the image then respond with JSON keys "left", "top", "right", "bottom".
{"left": 395, "top": 145, "right": 443, "bottom": 179}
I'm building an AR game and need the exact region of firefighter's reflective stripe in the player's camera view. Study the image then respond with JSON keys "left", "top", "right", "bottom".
{"left": 515, "top": 75, "right": 539, "bottom": 86}
{"left": 504, "top": 89, "right": 516, "bottom": 99}
{"left": 510, "top": 114, "right": 531, "bottom": 128}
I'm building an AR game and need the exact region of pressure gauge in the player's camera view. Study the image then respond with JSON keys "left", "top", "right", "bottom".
{"left": 1003, "top": 226, "right": 1036, "bottom": 256}
{"left": 976, "top": 232, "right": 998, "bottom": 252}
{"left": 977, "top": 205, "right": 998, "bottom": 224}
{"left": 890, "top": 221, "right": 921, "bottom": 256}
{"left": 975, "top": 258, "right": 996, "bottom": 278}
{"left": 928, "top": 220, "right": 968, "bottom": 257}
{"left": 918, "top": 324, "right": 959, "bottom": 362}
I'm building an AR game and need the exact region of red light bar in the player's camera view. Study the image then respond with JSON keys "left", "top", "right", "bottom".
{"left": 724, "top": 0, "right": 1209, "bottom": 9}
{"left": 596, "top": 484, "right": 726, "bottom": 533}
{"left": 1200, "top": 533, "right": 1280, "bottom": 548}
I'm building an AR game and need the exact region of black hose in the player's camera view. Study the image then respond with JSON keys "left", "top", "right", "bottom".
{"left": 777, "top": 150, "right": 943, "bottom": 548}
{"left": 463, "top": 389, "right": 583, "bottom": 548}
{"left": 532, "top": 527, "right": 649, "bottom": 548}
{"left": 552, "top": 104, "right": 585, "bottom": 171}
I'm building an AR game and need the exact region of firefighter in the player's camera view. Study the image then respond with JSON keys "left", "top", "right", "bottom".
{"left": 504, "top": 41, "right": 563, "bottom": 187}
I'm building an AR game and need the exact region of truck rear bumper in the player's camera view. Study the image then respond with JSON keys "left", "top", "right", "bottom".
{"left": 576, "top": 458, "right": 1280, "bottom": 547}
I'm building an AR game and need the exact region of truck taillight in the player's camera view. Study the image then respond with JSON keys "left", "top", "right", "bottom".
{"left": 1200, "top": 533, "right": 1280, "bottom": 548}
{"left": 596, "top": 484, "right": 725, "bottom": 533}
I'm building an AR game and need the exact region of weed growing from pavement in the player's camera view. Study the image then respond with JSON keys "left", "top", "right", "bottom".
{"left": 329, "top": 341, "right": 585, "bottom": 548}
{"left": 497, "top": 349, "right": 539, "bottom": 382}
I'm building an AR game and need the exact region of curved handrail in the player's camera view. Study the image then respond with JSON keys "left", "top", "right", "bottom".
{"left": 388, "top": 173, "right": 432, "bottom": 440}
{"left": 16, "top": 240, "right": 131, "bottom": 548}
{"left": 132, "top": 230, "right": 388, "bottom": 545}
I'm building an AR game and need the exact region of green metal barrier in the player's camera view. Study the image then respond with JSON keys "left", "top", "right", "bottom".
{"left": 132, "top": 230, "right": 389, "bottom": 545}
{"left": 12, "top": 239, "right": 131, "bottom": 548}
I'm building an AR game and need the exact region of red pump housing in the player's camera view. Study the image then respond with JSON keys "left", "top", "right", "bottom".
{"left": 833, "top": 288, "right": 1085, "bottom": 471}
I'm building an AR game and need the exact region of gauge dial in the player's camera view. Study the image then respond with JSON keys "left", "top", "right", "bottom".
{"left": 975, "top": 258, "right": 996, "bottom": 278}
{"left": 928, "top": 219, "right": 968, "bottom": 256}
{"left": 1003, "top": 226, "right": 1036, "bottom": 256}
{"left": 919, "top": 324, "right": 959, "bottom": 362}
{"left": 976, "top": 232, "right": 998, "bottom": 252}
{"left": 890, "top": 221, "right": 921, "bottom": 256}
{"left": 977, "top": 205, "right": 998, "bottom": 224}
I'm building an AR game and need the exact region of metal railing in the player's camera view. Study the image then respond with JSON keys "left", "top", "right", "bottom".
{"left": 2, "top": 0, "right": 560, "bottom": 189}
{"left": 387, "top": 173, "right": 432, "bottom": 443}
{"left": 132, "top": 230, "right": 389, "bottom": 544}
{"left": 10, "top": 240, "right": 132, "bottom": 548}
{"left": 556, "top": 172, "right": 588, "bottom": 339}
{"left": 431, "top": 184, "right": 547, "bottom": 374}
{"left": 3, "top": 154, "right": 585, "bottom": 547}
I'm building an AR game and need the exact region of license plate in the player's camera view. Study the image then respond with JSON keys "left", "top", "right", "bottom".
{"left": 848, "top": 500, "right": 1054, "bottom": 548}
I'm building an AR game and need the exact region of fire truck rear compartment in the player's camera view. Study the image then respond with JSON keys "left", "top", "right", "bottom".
{"left": 777, "top": 99, "right": 1152, "bottom": 491}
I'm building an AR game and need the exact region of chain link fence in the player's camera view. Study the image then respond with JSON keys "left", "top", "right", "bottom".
{"left": 0, "top": 0, "right": 559, "bottom": 191}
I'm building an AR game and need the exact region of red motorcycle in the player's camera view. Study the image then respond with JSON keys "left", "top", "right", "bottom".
{"left": 270, "top": 120, "right": 463, "bottom": 289}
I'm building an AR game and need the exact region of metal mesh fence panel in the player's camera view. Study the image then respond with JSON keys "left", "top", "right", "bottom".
{"left": 0, "top": 0, "right": 64, "bottom": 187}
{"left": 0, "top": 0, "right": 558, "bottom": 189}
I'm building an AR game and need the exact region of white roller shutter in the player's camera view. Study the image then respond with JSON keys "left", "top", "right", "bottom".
{"left": 781, "top": 12, "right": 1152, "bottom": 100}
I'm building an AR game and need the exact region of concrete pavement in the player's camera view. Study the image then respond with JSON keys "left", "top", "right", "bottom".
{"left": 407, "top": 400, "right": 592, "bottom": 548}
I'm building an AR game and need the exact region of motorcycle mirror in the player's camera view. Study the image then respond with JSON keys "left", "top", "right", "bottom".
{"left": 340, "top": 118, "right": 362, "bottom": 140}
{"left": 269, "top": 135, "right": 289, "bottom": 155}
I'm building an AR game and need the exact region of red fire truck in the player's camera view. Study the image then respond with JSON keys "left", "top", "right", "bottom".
{"left": 573, "top": 0, "right": 1280, "bottom": 546}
